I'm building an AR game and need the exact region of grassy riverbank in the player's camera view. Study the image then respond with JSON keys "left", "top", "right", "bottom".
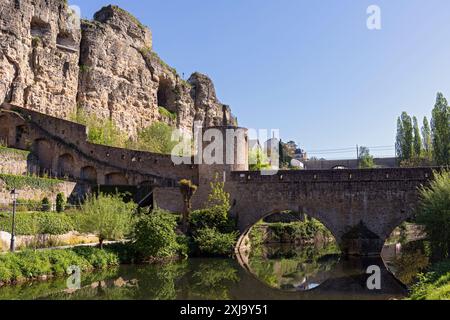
{"left": 0, "top": 245, "right": 128, "bottom": 286}
{"left": 408, "top": 260, "right": 450, "bottom": 300}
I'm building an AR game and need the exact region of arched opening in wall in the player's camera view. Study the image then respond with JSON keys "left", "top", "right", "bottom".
{"left": 381, "top": 219, "right": 429, "bottom": 287}
{"left": 0, "top": 116, "right": 11, "bottom": 146}
{"left": 15, "top": 125, "right": 28, "bottom": 146}
{"left": 81, "top": 166, "right": 98, "bottom": 184}
{"left": 32, "top": 139, "right": 53, "bottom": 175}
{"left": 30, "top": 17, "right": 50, "bottom": 38}
{"left": 240, "top": 210, "right": 340, "bottom": 292}
{"left": 105, "top": 172, "right": 129, "bottom": 186}
{"left": 157, "top": 78, "right": 177, "bottom": 114}
{"left": 57, "top": 153, "right": 75, "bottom": 178}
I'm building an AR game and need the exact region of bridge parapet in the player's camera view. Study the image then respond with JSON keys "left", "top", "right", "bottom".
{"left": 230, "top": 167, "right": 437, "bottom": 184}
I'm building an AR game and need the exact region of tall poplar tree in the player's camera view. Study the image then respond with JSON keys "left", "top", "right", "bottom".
{"left": 431, "top": 93, "right": 450, "bottom": 166}
{"left": 422, "top": 116, "right": 433, "bottom": 161}
{"left": 395, "top": 117, "right": 404, "bottom": 161}
{"left": 413, "top": 116, "right": 422, "bottom": 158}
{"left": 401, "top": 112, "right": 413, "bottom": 161}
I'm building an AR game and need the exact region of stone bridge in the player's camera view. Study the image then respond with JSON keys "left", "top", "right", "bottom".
{"left": 229, "top": 168, "right": 435, "bottom": 256}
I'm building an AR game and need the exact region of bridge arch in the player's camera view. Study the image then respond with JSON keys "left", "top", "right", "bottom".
{"left": 236, "top": 205, "right": 343, "bottom": 258}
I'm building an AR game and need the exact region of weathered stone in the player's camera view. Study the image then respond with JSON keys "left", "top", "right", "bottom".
{"left": 0, "top": 0, "right": 81, "bottom": 119}
{"left": 0, "top": 1, "right": 236, "bottom": 138}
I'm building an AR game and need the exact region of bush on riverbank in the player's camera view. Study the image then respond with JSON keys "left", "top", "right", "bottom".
{"left": 131, "top": 209, "right": 182, "bottom": 260}
{"left": 249, "top": 217, "right": 334, "bottom": 245}
{"left": 416, "top": 170, "right": 450, "bottom": 260}
{"left": 77, "top": 193, "right": 136, "bottom": 248}
{"left": 189, "top": 177, "right": 238, "bottom": 257}
{"left": 0, "top": 246, "right": 121, "bottom": 285}
{"left": 409, "top": 260, "right": 450, "bottom": 300}
{"left": 0, "top": 212, "right": 75, "bottom": 236}
{"left": 193, "top": 228, "right": 238, "bottom": 257}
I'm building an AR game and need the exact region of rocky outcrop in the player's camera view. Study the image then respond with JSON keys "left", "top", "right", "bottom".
{"left": 0, "top": 0, "right": 81, "bottom": 119}
{"left": 0, "top": 1, "right": 236, "bottom": 138}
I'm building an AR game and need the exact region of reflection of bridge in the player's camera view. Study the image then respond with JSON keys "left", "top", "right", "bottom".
{"left": 233, "top": 256, "right": 407, "bottom": 300}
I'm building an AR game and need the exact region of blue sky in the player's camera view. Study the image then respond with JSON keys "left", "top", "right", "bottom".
{"left": 71, "top": 0, "right": 450, "bottom": 159}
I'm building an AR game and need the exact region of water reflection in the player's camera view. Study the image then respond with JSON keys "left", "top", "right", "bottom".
{"left": 246, "top": 243, "right": 341, "bottom": 291}
{"left": 0, "top": 241, "right": 429, "bottom": 300}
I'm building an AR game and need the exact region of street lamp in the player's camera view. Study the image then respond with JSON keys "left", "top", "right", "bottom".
{"left": 10, "top": 188, "right": 18, "bottom": 252}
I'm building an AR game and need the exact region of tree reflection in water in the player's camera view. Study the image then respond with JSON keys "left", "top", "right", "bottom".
{"left": 247, "top": 243, "right": 341, "bottom": 291}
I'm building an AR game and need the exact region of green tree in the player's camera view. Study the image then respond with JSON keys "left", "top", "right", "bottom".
{"left": 132, "top": 122, "right": 178, "bottom": 154}
{"left": 71, "top": 108, "right": 127, "bottom": 148}
{"left": 413, "top": 116, "right": 423, "bottom": 158}
{"left": 79, "top": 193, "right": 136, "bottom": 249}
{"left": 416, "top": 170, "right": 450, "bottom": 261}
{"left": 431, "top": 93, "right": 450, "bottom": 166}
{"left": 401, "top": 112, "right": 414, "bottom": 161}
{"left": 358, "top": 146, "right": 375, "bottom": 169}
{"left": 179, "top": 179, "right": 197, "bottom": 234}
{"left": 396, "top": 117, "right": 404, "bottom": 161}
{"left": 131, "top": 209, "right": 180, "bottom": 259}
{"left": 41, "top": 197, "right": 51, "bottom": 212}
{"left": 249, "top": 147, "right": 270, "bottom": 171}
{"left": 422, "top": 116, "right": 433, "bottom": 161}
{"left": 55, "top": 193, "right": 66, "bottom": 213}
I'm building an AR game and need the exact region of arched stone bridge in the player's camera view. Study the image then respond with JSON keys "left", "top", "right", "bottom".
{"left": 229, "top": 168, "right": 436, "bottom": 256}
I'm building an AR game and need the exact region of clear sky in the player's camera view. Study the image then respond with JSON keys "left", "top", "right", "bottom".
{"left": 70, "top": 0, "right": 450, "bottom": 159}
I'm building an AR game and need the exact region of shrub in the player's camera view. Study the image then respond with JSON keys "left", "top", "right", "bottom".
{"left": 71, "top": 108, "right": 127, "bottom": 148}
{"left": 71, "top": 246, "right": 119, "bottom": 269}
{"left": 0, "top": 174, "right": 62, "bottom": 191}
{"left": 41, "top": 197, "right": 51, "bottom": 212}
{"left": 416, "top": 170, "right": 450, "bottom": 260}
{"left": 193, "top": 228, "right": 238, "bottom": 257}
{"left": 0, "top": 212, "right": 75, "bottom": 236}
{"left": 409, "top": 260, "right": 450, "bottom": 300}
{"left": 129, "top": 122, "right": 178, "bottom": 155}
{"left": 131, "top": 209, "right": 179, "bottom": 259}
{"left": 158, "top": 106, "right": 177, "bottom": 121}
{"left": 56, "top": 193, "right": 66, "bottom": 213}
{"left": 0, "top": 247, "right": 121, "bottom": 284}
{"left": 78, "top": 193, "right": 136, "bottom": 248}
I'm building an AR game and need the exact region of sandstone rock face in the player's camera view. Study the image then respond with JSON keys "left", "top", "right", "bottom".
{"left": 0, "top": 0, "right": 81, "bottom": 119}
{"left": 0, "top": 1, "right": 236, "bottom": 138}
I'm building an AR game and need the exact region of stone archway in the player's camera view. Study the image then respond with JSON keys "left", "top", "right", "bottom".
{"left": 57, "top": 153, "right": 75, "bottom": 178}
{"left": 235, "top": 206, "right": 343, "bottom": 259}
{"left": 0, "top": 115, "right": 11, "bottom": 146}
{"left": 81, "top": 166, "right": 98, "bottom": 184}
{"left": 33, "top": 139, "right": 53, "bottom": 174}
{"left": 105, "top": 172, "right": 129, "bottom": 186}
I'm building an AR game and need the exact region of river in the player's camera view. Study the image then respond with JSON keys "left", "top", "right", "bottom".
{"left": 0, "top": 238, "right": 430, "bottom": 300}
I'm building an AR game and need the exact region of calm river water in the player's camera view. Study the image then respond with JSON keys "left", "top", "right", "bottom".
{"left": 0, "top": 240, "right": 429, "bottom": 300}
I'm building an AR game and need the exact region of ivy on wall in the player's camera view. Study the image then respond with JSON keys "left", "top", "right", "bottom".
{"left": 0, "top": 147, "right": 30, "bottom": 160}
{"left": 0, "top": 174, "right": 63, "bottom": 191}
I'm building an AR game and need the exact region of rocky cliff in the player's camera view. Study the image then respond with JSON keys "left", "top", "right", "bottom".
{"left": 0, "top": 0, "right": 236, "bottom": 137}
